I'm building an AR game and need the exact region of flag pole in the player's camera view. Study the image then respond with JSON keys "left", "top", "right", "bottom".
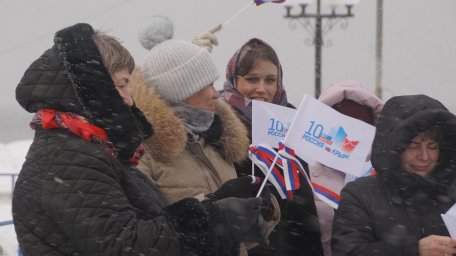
{"left": 223, "top": 1, "right": 255, "bottom": 28}
{"left": 251, "top": 161, "right": 255, "bottom": 176}
{"left": 256, "top": 153, "right": 279, "bottom": 197}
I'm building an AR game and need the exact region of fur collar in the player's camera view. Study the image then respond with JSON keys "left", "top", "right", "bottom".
{"left": 131, "top": 69, "right": 249, "bottom": 164}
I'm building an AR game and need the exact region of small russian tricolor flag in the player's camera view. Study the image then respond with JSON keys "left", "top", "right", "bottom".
{"left": 249, "top": 144, "right": 293, "bottom": 200}
{"left": 254, "top": 0, "right": 286, "bottom": 6}
{"left": 311, "top": 182, "right": 341, "bottom": 209}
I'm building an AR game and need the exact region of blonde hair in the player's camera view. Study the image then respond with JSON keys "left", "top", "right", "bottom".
{"left": 92, "top": 30, "right": 135, "bottom": 76}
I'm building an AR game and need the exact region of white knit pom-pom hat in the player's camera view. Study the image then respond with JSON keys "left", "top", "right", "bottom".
{"left": 138, "top": 16, "right": 219, "bottom": 103}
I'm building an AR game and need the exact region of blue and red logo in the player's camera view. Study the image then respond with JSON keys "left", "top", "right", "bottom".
{"left": 302, "top": 121, "right": 359, "bottom": 159}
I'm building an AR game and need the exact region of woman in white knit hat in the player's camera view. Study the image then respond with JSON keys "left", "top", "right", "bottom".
{"left": 131, "top": 16, "right": 281, "bottom": 256}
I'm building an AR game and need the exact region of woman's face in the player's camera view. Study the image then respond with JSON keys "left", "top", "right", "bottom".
{"left": 236, "top": 59, "right": 278, "bottom": 103}
{"left": 400, "top": 131, "right": 439, "bottom": 178}
{"left": 183, "top": 84, "right": 220, "bottom": 112}
{"left": 112, "top": 68, "right": 133, "bottom": 107}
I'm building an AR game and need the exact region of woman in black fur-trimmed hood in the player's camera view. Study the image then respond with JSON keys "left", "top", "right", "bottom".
{"left": 332, "top": 94, "right": 456, "bottom": 256}
{"left": 13, "top": 23, "right": 267, "bottom": 256}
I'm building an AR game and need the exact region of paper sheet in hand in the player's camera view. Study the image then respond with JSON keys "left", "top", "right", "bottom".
{"left": 441, "top": 202, "right": 456, "bottom": 238}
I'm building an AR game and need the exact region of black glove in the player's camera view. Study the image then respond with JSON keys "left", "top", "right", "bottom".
{"left": 207, "top": 176, "right": 262, "bottom": 200}
{"left": 242, "top": 214, "right": 269, "bottom": 247}
{"left": 259, "top": 184, "right": 274, "bottom": 221}
{"left": 208, "top": 176, "right": 275, "bottom": 221}
{"left": 206, "top": 197, "right": 266, "bottom": 243}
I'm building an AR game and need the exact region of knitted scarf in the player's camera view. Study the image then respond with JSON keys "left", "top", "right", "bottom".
{"left": 171, "top": 102, "right": 214, "bottom": 141}
{"left": 220, "top": 38, "right": 288, "bottom": 127}
{"left": 30, "top": 109, "right": 145, "bottom": 165}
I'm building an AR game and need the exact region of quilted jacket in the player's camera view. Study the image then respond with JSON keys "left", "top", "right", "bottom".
{"left": 13, "top": 23, "right": 235, "bottom": 256}
{"left": 332, "top": 95, "right": 456, "bottom": 256}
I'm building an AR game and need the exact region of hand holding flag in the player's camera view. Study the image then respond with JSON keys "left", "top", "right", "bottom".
{"left": 192, "top": 23, "right": 222, "bottom": 52}
{"left": 249, "top": 144, "right": 292, "bottom": 199}
{"left": 207, "top": 175, "right": 262, "bottom": 200}
{"left": 250, "top": 95, "right": 376, "bottom": 208}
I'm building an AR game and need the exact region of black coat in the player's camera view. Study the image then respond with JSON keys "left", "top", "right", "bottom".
{"left": 13, "top": 23, "right": 232, "bottom": 256}
{"left": 236, "top": 103, "right": 324, "bottom": 256}
{"left": 14, "top": 127, "right": 195, "bottom": 255}
{"left": 332, "top": 95, "right": 456, "bottom": 256}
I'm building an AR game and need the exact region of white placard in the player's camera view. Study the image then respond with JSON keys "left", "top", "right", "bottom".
{"left": 441, "top": 203, "right": 456, "bottom": 238}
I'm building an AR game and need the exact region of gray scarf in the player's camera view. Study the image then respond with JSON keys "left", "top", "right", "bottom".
{"left": 171, "top": 102, "right": 215, "bottom": 140}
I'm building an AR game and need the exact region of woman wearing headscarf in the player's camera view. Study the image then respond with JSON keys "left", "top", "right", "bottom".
{"left": 220, "top": 38, "right": 323, "bottom": 256}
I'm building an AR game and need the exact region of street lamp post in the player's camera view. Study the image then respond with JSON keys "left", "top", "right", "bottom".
{"left": 284, "top": 0, "right": 359, "bottom": 97}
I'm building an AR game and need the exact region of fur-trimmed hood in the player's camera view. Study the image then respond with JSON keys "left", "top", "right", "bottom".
{"left": 318, "top": 80, "right": 383, "bottom": 123}
{"left": 131, "top": 69, "right": 249, "bottom": 164}
{"left": 372, "top": 94, "right": 456, "bottom": 189}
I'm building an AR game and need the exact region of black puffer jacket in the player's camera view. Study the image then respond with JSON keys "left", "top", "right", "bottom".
{"left": 332, "top": 95, "right": 456, "bottom": 256}
{"left": 13, "top": 23, "right": 231, "bottom": 256}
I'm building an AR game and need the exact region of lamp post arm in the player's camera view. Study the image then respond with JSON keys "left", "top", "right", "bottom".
{"left": 283, "top": 0, "right": 358, "bottom": 98}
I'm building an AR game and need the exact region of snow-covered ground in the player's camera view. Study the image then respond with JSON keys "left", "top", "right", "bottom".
{"left": 0, "top": 139, "right": 32, "bottom": 256}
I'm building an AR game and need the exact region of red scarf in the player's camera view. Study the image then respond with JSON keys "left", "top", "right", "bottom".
{"left": 31, "top": 109, "right": 144, "bottom": 165}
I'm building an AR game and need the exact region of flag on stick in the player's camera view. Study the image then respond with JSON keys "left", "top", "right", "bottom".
{"left": 223, "top": 0, "right": 287, "bottom": 27}
{"left": 254, "top": 0, "right": 286, "bottom": 6}
{"left": 249, "top": 144, "right": 293, "bottom": 199}
{"left": 252, "top": 100, "right": 296, "bottom": 147}
{"left": 277, "top": 142, "right": 302, "bottom": 191}
{"left": 281, "top": 95, "right": 376, "bottom": 176}
{"left": 311, "top": 182, "right": 341, "bottom": 209}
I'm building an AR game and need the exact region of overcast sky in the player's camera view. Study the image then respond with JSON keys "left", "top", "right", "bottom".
{"left": 1, "top": 0, "right": 456, "bottom": 142}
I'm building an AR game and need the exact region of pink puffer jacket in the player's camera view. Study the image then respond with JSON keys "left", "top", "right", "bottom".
{"left": 310, "top": 80, "right": 383, "bottom": 256}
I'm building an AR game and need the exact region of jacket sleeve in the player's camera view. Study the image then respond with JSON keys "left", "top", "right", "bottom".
{"left": 39, "top": 150, "right": 226, "bottom": 256}
{"left": 281, "top": 181, "right": 324, "bottom": 256}
{"left": 332, "top": 182, "right": 419, "bottom": 256}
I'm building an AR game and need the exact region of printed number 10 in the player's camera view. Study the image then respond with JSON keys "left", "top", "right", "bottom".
{"left": 305, "top": 121, "right": 323, "bottom": 138}
{"left": 269, "top": 118, "right": 288, "bottom": 132}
